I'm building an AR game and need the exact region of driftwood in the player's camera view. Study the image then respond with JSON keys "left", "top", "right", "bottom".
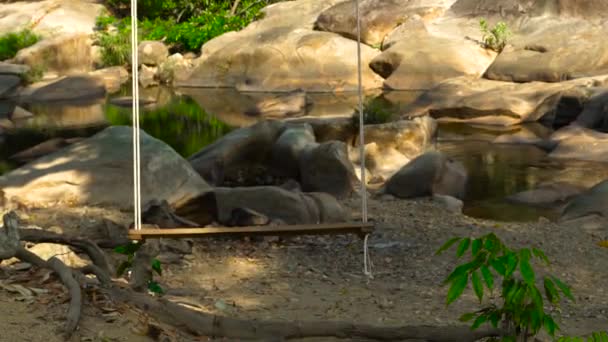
{"left": 2, "top": 211, "right": 506, "bottom": 342}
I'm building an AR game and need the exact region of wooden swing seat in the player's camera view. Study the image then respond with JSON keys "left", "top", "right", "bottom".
{"left": 128, "top": 222, "right": 374, "bottom": 241}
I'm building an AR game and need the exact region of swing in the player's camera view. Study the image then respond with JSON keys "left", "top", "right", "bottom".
{"left": 127, "top": 0, "right": 374, "bottom": 276}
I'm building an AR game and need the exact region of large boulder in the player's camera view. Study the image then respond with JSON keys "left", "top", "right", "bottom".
{"left": 299, "top": 141, "right": 358, "bottom": 198}
{"left": 576, "top": 89, "right": 608, "bottom": 131}
{"left": 314, "top": 0, "right": 449, "bottom": 47}
{"left": 0, "top": 126, "right": 210, "bottom": 209}
{"left": 178, "top": 28, "right": 383, "bottom": 92}
{"left": 0, "top": 0, "right": 105, "bottom": 35}
{"left": 18, "top": 75, "right": 106, "bottom": 103}
{"left": 270, "top": 123, "right": 317, "bottom": 178}
{"left": 383, "top": 151, "right": 468, "bottom": 199}
{"left": 138, "top": 41, "right": 169, "bottom": 67}
{"left": 483, "top": 19, "right": 608, "bottom": 83}
{"left": 448, "top": 0, "right": 608, "bottom": 20}
{"left": 14, "top": 33, "right": 93, "bottom": 74}
{"left": 549, "top": 125, "right": 608, "bottom": 162}
{"left": 213, "top": 186, "right": 348, "bottom": 224}
{"left": 88, "top": 66, "right": 129, "bottom": 94}
{"left": 0, "top": 75, "right": 20, "bottom": 99}
{"left": 370, "top": 33, "right": 495, "bottom": 90}
{"left": 408, "top": 76, "right": 607, "bottom": 126}
{"left": 561, "top": 179, "right": 608, "bottom": 221}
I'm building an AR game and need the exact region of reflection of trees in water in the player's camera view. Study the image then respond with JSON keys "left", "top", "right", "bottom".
{"left": 105, "top": 95, "right": 232, "bottom": 158}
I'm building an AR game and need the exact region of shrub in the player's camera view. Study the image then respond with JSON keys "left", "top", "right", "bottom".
{"left": 480, "top": 19, "right": 511, "bottom": 53}
{"left": 0, "top": 29, "right": 41, "bottom": 61}
{"left": 351, "top": 96, "right": 394, "bottom": 129}
{"left": 94, "top": 16, "right": 132, "bottom": 67}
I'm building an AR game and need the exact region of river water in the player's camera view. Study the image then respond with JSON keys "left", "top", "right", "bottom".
{"left": 2, "top": 86, "right": 607, "bottom": 222}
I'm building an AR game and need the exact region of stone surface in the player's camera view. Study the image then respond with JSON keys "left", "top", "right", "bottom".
{"left": 0, "top": 75, "right": 20, "bottom": 99}
{"left": 507, "top": 182, "right": 584, "bottom": 208}
{"left": 561, "top": 180, "right": 608, "bottom": 221}
{"left": 576, "top": 89, "right": 608, "bottom": 131}
{"left": 549, "top": 125, "right": 608, "bottom": 162}
{"left": 0, "top": 62, "right": 30, "bottom": 77}
{"left": 19, "top": 75, "right": 106, "bottom": 103}
{"left": 384, "top": 151, "right": 468, "bottom": 199}
{"left": 158, "top": 53, "right": 193, "bottom": 84}
{"left": 270, "top": 123, "right": 316, "bottom": 179}
{"left": 139, "top": 64, "right": 159, "bottom": 88}
{"left": 27, "top": 243, "right": 87, "bottom": 268}
{"left": 14, "top": 33, "right": 93, "bottom": 74}
{"left": 138, "top": 41, "right": 169, "bottom": 66}
{"left": 89, "top": 66, "right": 129, "bottom": 94}
{"left": 0, "top": 126, "right": 211, "bottom": 209}
{"left": 448, "top": 0, "right": 608, "bottom": 20}
{"left": 370, "top": 33, "right": 495, "bottom": 90}
{"left": 432, "top": 194, "right": 463, "bottom": 213}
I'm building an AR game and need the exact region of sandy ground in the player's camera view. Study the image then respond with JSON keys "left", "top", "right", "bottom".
{"left": 1, "top": 196, "right": 607, "bottom": 341}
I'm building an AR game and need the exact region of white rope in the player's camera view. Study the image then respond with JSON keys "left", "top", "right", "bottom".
{"left": 131, "top": 0, "right": 141, "bottom": 231}
{"left": 355, "top": 0, "right": 373, "bottom": 279}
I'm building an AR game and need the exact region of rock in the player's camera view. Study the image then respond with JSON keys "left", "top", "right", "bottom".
{"left": 270, "top": 123, "right": 316, "bottom": 178}
{"left": 314, "top": 0, "right": 448, "bottom": 47}
{"left": 561, "top": 180, "right": 608, "bottom": 221}
{"left": 27, "top": 243, "right": 87, "bottom": 268}
{"left": 14, "top": 33, "right": 93, "bottom": 74}
{"left": 19, "top": 75, "right": 106, "bottom": 103}
{"left": 0, "top": 62, "right": 29, "bottom": 77}
{"left": 0, "top": 126, "right": 211, "bottom": 209}
{"left": 227, "top": 207, "right": 270, "bottom": 227}
{"left": 244, "top": 90, "right": 308, "bottom": 118}
{"left": 10, "top": 106, "right": 34, "bottom": 121}
{"left": 159, "top": 238, "right": 193, "bottom": 255}
{"left": 576, "top": 89, "right": 608, "bottom": 131}
{"left": 109, "top": 96, "right": 157, "bottom": 108}
{"left": 138, "top": 41, "right": 169, "bottom": 66}
{"left": 370, "top": 33, "right": 495, "bottom": 90}
{"left": 492, "top": 129, "right": 545, "bottom": 145}
{"left": 189, "top": 120, "right": 285, "bottom": 185}
{"left": 0, "top": 0, "right": 105, "bottom": 35}
{"left": 179, "top": 28, "right": 383, "bottom": 92}
{"left": 299, "top": 141, "right": 358, "bottom": 198}
{"left": 433, "top": 194, "right": 463, "bottom": 213}
{"left": 307, "top": 192, "right": 349, "bottom": 222}
{"left": 89, "top": 66, "right": 129, "bottom": 94}
{"left": 175, "top": 192, "right": 218, "bottom": 227}
{"left": 213, "top": 186, "right": 347, "bottom": 224}
{"left": 384, "top": 151, "right": 468, "bottom": 199}
{"left": 484, "top": 19, "right": 608, "bottom": 82}
{"left": 158, "top": 53, "right": 192, "bottom": 84}
{"left": 0, "top": 75, "right": 20, "bottom": 98}
{"left": 288, "top": 116, "right": 354, "bottom": 142}
{"left": 9, "top": 137, "right": 78, "bottom": 163}
{"left": 408, "top": 76, "right": 604, "bottom": 126}
{"left": 549, "top": 125, "right": 608, "bottom": 161}
{"left": 139, "top": 64, "right": 159, "bottom": 88}
{"left": 448, "top": 0, "right": 608, "bottom": 19}
{"left": 382, "top": 20, "right": 429, "bottom": 50}
{"left": 507, "top": 182, "right": 584, "bottom": 208}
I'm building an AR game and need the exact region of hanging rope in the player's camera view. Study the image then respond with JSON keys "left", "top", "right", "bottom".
{"left": 355, "top": 0, "right": 373, "bottom": 280}
{"left": 131, "top": 0, "right": 142, "bottom": 231}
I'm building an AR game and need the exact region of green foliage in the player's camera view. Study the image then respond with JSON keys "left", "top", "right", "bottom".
{"left": 479, "top": 19, "right": 511, "bottom": 53}
{"left": 351, "top": 96, "right": 395, "bottom": 129}
{"left": 557, "top": 332, "right": 608, "bottom": 342}
{"left": 0, "top": 29, "right": 41, "bottom": 61}
{"left": 114, "top": 242, "right": 164, "bottom": 295}
{"left": 94, "top": 15, "right": 131, "bottom": 67}
{"left": 22, "top": 64, "right": 45, "bottom": 84}
{"left": 437, "top": 233, "right": 575, "bottom": 339}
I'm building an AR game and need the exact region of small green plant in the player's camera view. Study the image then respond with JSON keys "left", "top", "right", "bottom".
{"left": 557, "top": 332, "right": 608, "bottom": 342}
{"left": 22, "top": 64, "right": 45, "bottom": 84}
{"left": 0, "top": 29, "right": 41, "bottom": 61}
{"left": 94, "top": 15, "right": 131, "bottom": 67}
{"left": 114, "top": 242, "right": 164, "bottom": 294}
{"left": 351, "top": 96, "right": 394, "bottom": 129}
{"left": 437, "top": 233, "right": 574, "bottom": 340}
{"left": 479, "top": 19, "right": 511, "bottom": 53}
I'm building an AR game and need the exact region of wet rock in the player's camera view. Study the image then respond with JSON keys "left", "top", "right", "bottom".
{"left": 561, "top": 180, "right": 608, "bottom": 221}
{"left": 383, "top": 151, "right": 468, "bottom": 199}
{"left": 138, "top": 41, "right": 169, "bottom": 66}
{"left": 0, "top": 126, "right": 211, "bottom": 209}
{"left": 139, "top": 64, "right": 159, "bottom": 88}
{"left": 14, "top": 33, "right": 93, "bottom": 74}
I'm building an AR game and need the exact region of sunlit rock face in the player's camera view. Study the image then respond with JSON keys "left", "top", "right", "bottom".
{"left": 0, "top": 126, "right": 210, "bottom": 209}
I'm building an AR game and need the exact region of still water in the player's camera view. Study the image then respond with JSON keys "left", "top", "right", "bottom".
{"left": 2, "top": 87, "right": 608, "bottom": 222}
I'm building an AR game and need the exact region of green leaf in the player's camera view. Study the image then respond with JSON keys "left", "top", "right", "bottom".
{"left": 505, "top": 253, "right": 519, "bottom": 277}
{"left": 551, "top": 276, "right": 575, "bottom": 301}
{"left": 114, "top": 245, "right": 127, "bottom": 254}
{"left": 531, "top": 286, "right": 544, "bottom": 310}
{"left": 532, "top": 248, "right": 550, "bottom": 265}
{"left": 151, "top": 258, "right": 162, "bottom": 276}
{"left": 456, "top": 238, "right": 471, "bottom": 258}
{"left": 116, "top": 260, "right": 131, "bottom": 277}
{"left": 471, "top": 314, "right": 488, "bottom": 329}
{"left": 544, "top": 277, "right": 560, "bottom": 304}
{"left": 543, "top": 315, "right": 558, "bottom": 336}
{"left": 459, "top": 312, "right": 476, "bottom": 322}
{"left": 488, "top": 311, "right": 501, "bottom": 328}
{"left": 436, "top": 237, "right": 461, "bottom": 255}
{"left": 147, "top": 280, "right": 164, "bottom": 294}
{"left": 520, "top": 256, "right": 535, "bottom": 286}
{"left": 446, "top": 273, "right": 468, "bottom": 306}
{"left": 471, "top": 270, "right": 484, "bottom": 303}
{"left": 490, "top": 259, "right": 506, "bottom": 276}
{"left": 471, "top": 238, "right": 483, "bottom": 256}
{"left": 481, "top": 266, "right": 494, "bottom": 290}
{"left": 444, "top": 261, "right": 474, "bottom": 284}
